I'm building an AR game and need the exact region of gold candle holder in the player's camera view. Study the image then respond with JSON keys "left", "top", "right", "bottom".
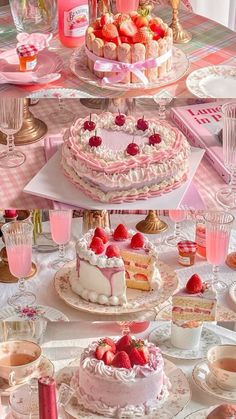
{"left": 0, "top": 99, "right": 48, "bottom": 146}
{"left": 169, "top": 0, "right": 192, "bottom": 44}
{"left": 226, "top": 252, "right": 236, "bottom": 271}
{"left": 136, "top": 210, "right": 168, "bottom": 234}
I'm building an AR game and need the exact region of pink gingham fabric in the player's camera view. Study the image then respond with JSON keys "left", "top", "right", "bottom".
{"left": 177, "top": 240, "right": 197, "bottom": 253}
{"left": 16, "top": 44, "right": 38, "bottom": 57}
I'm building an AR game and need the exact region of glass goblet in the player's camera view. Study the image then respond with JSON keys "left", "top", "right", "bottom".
{"left": 0, "top": 98, "right": 25, "bottom": 168}
{"left": 49, "top": 210, "right": 73, "bottom": 270}
{"left": 153, "top": 93, "right": 173, "bottom": 120}
{"left": 204, "top": 211, "right": 234, "bottom": 292}
{"left": 1, "top": 221, "right": 36, "bottom": 308}
{"left": 216, "top": 101, "right": 236, "bottom": 210}
{"left": 165, "top": 210, "right": 187, "bottom": 247}
{"left": 49, "top": 98, "right": 75, "bottom": 124}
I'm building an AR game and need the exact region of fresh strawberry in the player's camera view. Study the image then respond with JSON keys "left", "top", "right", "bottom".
{"left": 186, "top": 274, "right": 203, "bottom": 294}
{"left": 130, "top": 339, "right": 150, "bottom": 366}
{"left": 133, "top": 27, "right": 153, "bottom": 44}
{"left": 93, "top": 29, "right": 103, "bottom": 39}
{"left": 102, "top": 337, "right": 116, "bottom": 353}
{"left": 106, "top": 244, "right": 121, "bottom": 258}
{"left": 95, "top": 343, "right": 112, "bottom": 360}
{"left": 135, "top": 339, "right": 150, "bottom": 363}
{"left": 113, "top": 224, "right": 129, "bottom": 241}
{"left": 102, "top": 350, "right": 115, "bottom": 365}
{"left": 100, "top": 13, "right": 114, "bottom": 26}
{"left": 129, "top": 347, "right": 146, "bottom": 366}
{"left": 150, "top": 22, "right": 165, "bottom": 39}
{"left": 119, "top": 19, "right": 137, "bottom": 37}
{"left": 134, "top": 15, "right": 149, "bottom": 28}
{"left": 116, "top": 14, "right": 131, "bottom": 26}
{"left": 120, "top": 36, "right": 133, "bottom": 44}
{"left": 89, "top": 236, "right": 105, "bottom": 254}
{"left": 112, "top": 351, "right": 131, "bottom": 369}
{"left": 130, "top": 232, "right": 145, "bottom": 249}
{"left": 102, "top": 23, "right": 119, "bottom": 40}
{"left": 111, "top": 36, "right": 121, "bottom": 46}
{"left": 116, "top": 335, "right": 132, "bottom": 354}
{"left": 94, "top": 227, "right": 108, "bottom": 244}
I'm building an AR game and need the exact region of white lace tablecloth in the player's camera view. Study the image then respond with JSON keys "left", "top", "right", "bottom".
{"left": 0, "top": 214, "right": 235, "bottom": 321}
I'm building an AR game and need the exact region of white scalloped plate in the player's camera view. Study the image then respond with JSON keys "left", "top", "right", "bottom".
{"left": 0, "top": 305, "right": 69, "bottom": 322}
{"left": 54, "top": 260, "right": 178, "bottom": 315}
{"left": 28, "top": 88, "right": 95, "bottom": 99}
{"left": 184, "top": 406, "right": 218, "bottom": 419}
{"left": 186, "top": 66, "right": 236, "bottom": 98}
{"left": 229, "top": 281, "right": 236, "bottom": 306}
{"left": 70, "top": 46, "right": 189, "bottom": 92}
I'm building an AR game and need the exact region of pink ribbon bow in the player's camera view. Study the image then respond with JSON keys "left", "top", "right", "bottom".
{"left": 85, "top": 47, "right": 172, "bottom": 86}
{"left": 16, "top": 33, "right": 53, "bottom": 51}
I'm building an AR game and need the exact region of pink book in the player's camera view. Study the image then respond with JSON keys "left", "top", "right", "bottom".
{"left": 170, "top": 101, "right": 230, "bottom": 184}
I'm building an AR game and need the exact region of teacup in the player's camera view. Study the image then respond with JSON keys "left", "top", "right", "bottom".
{"left": 207, "top": 344, "right": 236, "bottom": 390}
{"left": 0, "top": 340, "right": 41, "bottom": 386}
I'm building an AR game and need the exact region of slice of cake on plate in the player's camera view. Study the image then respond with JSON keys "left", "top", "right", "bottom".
{"left": 70, "top": 335, "right": 171, "bottom": 417}
{"left": 172, "top": 274, "right": 217, "bottom": 322}
{"left": 70, "top": 224, "right": 161, "bottom": 306}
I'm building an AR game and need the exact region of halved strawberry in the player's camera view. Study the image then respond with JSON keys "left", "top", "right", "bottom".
{"left": 102, "top": 337, "right": 116, "bottom": 353}
{"left": 94, "top": 227, "right": 108, "bottom": 244}
{"left": 102, "top": 350, "right": 115, "bottom": 365}
{"left": 129, "top": 347, "right": 146, "bottom": 366}
{"left": 186, "top": 274, "right": 203, "bottom": 294}
{"left": 130, "top": 232, "right": 144, "bottom": 249}
{"left": 112, "top": 351, "right": 131, "bottom": 369}
{"left": 120, "top": 36, "right": 133, "bottom": 44}
{"left": 95, "top": 343, "right": 112, "bottom": 360}
{"left": 133, "top": 27, "right": 153, "bottom": 44}
{"left": 106, "top": 244, "right": 121, "bottom": 259}
{"left": 102, "top": 23, "right": 119, "bottom": 40}
{"left": 116, "top": 335, "right": 132, "bottom": 354}
{"left": 113, "top": 224, "right": 129, "bottom": 241}
{"left": 134, "top": 15, "right": 149, "bottom": 28}
{"left": 116, "top": 14, "right": 131, "bottom": 26}
{"left": 150, "top": 22, "right": 165, "bottom": 39}
{"left": 119, "top": 19, "right": 137, "bottom": 37}
{"left": 89, "top": 236, "right": 105, "bottom": 255}
{"left": 94, "top": 29, "right": 103, "bottom": 39}
{"left": 130, "top": 339, "right": 149, "bottom": 365}
{"left": 100, "top": 13, "right": 114, "bottom": 26}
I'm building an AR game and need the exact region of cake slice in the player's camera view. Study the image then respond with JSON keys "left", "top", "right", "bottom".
{"left": 172, "top": 274, "right": 217, "bottom": 322}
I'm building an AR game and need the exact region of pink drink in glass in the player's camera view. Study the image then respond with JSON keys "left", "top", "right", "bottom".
{"left": 169, "top": 210, "right": 186, "bottom": 223}
{"left": 50, "top": 211, "right": 72, "bottom": 245}
{"left": 206, "top": 229, "right": 230, "bottom": 266}
{"left": 7, "top": 245, "right": 32, "bottom": 278}
{"left": 130, "top": 322, "right": 150, "bottom": 334}
{"left": 116, "top": 0, "right": 139, "bottom": 13}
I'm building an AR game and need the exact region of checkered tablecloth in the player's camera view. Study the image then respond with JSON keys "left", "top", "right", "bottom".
{"left": 0, "top": 5, "right": 235, "bottom": 97}
{"left": 0, "top": 98, "right": 227, "bottom": 209}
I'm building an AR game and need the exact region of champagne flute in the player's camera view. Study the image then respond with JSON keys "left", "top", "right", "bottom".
{"left": 0, "top": 98, "right": 25, "bottom": 168}
{"left": 204, "top": 211, "right": 234, "bottom": 292}
{"left": 49, "top": 210, "right": 73, "bottom": 270}
{"left": 216, "top": 101, "right": 236, "bottom": 210}
{"left": 116, "top": 0, "right": 139, "bottom": 13}
{"left": 1, "top": 221, "right": 36, "bottom": 308}
{"left": 165, "top": 210, "right": 187, "bottom": 246}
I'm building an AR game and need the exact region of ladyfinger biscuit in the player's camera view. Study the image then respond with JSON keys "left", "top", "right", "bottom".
{"left": 146, "top": 40, "right": 159, "bottom": 82}
{"left": 104, "top": 42, "right": 117, "bottom": 79}
{"left": 86, "top": 29, "right": 96, "bottom": 73}
{"left": 131, "top": 43, "right": 146, "bottom": 84}
{"left": 92, "top": 38, "right": 104, "bottom": 79}
{"left": 166, "top": 28, "right": 173, "bottom": 72}
{"left": 117, "top": 44, "right": 131, "bottom": 84}
{"left": 158, "top": 38, "right": 167, "bottom": 78}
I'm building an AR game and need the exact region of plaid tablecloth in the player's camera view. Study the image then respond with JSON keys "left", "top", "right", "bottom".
{"left": 0, "top": 98, "right": 227, "bottom": 209}
{"left": 0, "top": 5, "right": 235, "bottom": 98}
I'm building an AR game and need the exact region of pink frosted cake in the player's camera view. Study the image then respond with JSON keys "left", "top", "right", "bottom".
{"left": 70, "top": 335, "right": 170, "bottom": 417}
{"left": 172, "top": 274, "right": 217, "bottom": 322}
{"left": 70, "top": 224, "right": 161, "bottom": 306}
{"left": 61, "top": 112, "right": 190, "bottom": 203}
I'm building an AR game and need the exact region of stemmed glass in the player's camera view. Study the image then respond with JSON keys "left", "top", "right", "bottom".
{"left": 116, "top": 0, "right": 139, "bottom": 13}
{"left": 165, "top": 210, "right": 187, "bottom": 246}
{"left": 1, "top": 221, "right": 36, "bottom": 308}
{"left": 49, "top": 97, "right": 75, "bottom": 125}
{"left": 216, "top": 101, "right": 236, "bottom": 209}
{"left": 117, "top": 322, "right": 133, "bottom": 336}
{"left": 49, "top": 210, "right": 73, "bottom": 270}
{"left": 204, "top": 211, "right": 234, "bottom": 292}
{"left": 0, "top": 98, "right": 25, "bottom": 168}
{"left": 153, "top": 92, "right": 173, "bottom": 120}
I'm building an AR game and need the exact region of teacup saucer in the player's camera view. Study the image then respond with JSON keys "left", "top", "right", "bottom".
{"left": 184, "top": 406, "right": 218, "bottom": 418}
{"left": 148, "top": 324, "right": 221, "bottom": 360}
{"left": 0, "top": 356, "right": 54, "bottom": 397}
{"left": 192, "top": 361, "right": 236, "bottom": 402}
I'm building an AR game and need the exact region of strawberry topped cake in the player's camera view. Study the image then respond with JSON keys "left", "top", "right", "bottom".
{"left": 61, "top": 112, "right": 190, "bottom": 203}
{"left": 70, "top": 224, "right": 161, "bottom": 306}
{"left": 85, "top": 10, "right": 173, "bottom": 85}
{"left": 70, "top": 335, "right": 171, "bottom": 417}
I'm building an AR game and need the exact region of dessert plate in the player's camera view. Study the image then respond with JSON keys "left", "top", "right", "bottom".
{"left": 0, "top": 48, "right": 63, "bottom": 85}
{"left": 70, "top": 46, "right": 189, "bottom": 92}
{"left": 0, "top": 305, "right": 69, "bottom": 322}
{"left": 192, "top": 361, "right": 236, "bottom": 403}
{"left": 184, "top": 406, "right": 218, "bottom": 419}
{"left": 229, "top": 281, "right": 236, "bottom": 306}
{"left": 186, "top": 66, "right": 236, "bottom": 98}
{"left": 148, "top": 323, "right": 221, "bottom": 360}
{"left": 54, "top": 260, "right": 178, "bottom": 315}
{"left": 56, "top": 339, "right": 191, "bottom": 419}
{"left": 0, "top": 356, "right": 54, "bottom": 396}
{"left": 28, "top": 88, "right": 95, "bottom": 99}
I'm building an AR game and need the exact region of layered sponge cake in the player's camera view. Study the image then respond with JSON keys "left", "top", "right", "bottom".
{"left": 70, "top": 224, "right": 161, "bottom": 306}
{"left": 70, "top": 335, "right": 170, "bottom": 417}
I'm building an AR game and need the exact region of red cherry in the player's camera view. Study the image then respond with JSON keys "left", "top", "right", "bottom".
{"left": 4, "top": 209, "right": 17, "bottom": 218}
{"left": 115, "top": 111, "right": 126, "bottom": 127}
{"left": 89, "top": 131, "right": 102, "bottom": 147}
{"left": 126, "top": 143, "right": 140, "bottom": 156}
{"left": 149, "top": 132, "right": 161, "bottom": 145}
{"left": 84, "top": 114, "right": 96, "bottom": 131}
{"left": 137, "top": 116, "right": 149, "bottom": 131}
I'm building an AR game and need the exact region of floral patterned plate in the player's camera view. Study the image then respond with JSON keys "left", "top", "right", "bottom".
{"left": 54, "top": 260, "right": 178, "bottom": 315}
{"left": 148, "top": 323, "right": 221, "bottom": 360}
{"left": 28, "top": 88, "right": 95, "bottom": 99}
{"left": 192, "top": 361, "right": 236, "bottom": 402}
{"left": 186, "top": 66, "right": 236, "bottom": 98}
{"left": 55, "top": 338, "right": 191, "bottom": 419}
{"left": 0, "top": 305, "right": 69, "bottom": 322}
{"left": 229, "top": 281, "right": 236, "bottom": 306}
{"left": 0, "top": 356, "right": 54, "bottom": 396}
{"left": 184, "top": 406, "right": 218, "bottom": 418}
{"left": 70, "top": 46, "right": 189, "bottom": 92}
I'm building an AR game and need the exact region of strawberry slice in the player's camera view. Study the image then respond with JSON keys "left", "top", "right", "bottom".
{"left": 150, "top": 21, "right": 165, "bottom": 38}
{"left": 100, "top": 13, "right": 114, "bottom": 26}
{"left": 129, "top": 339, "right": 149, "bottom": 365}
{"left": 112, "top": 351, "right": 131, "bottom": 369}
{"left": 120, "top": 36, "right": 133, "bottom": 44}
{"left": 89, "top": 236, "right": 105, "bottom": 255}
{"left": 94, "top": 227, "right": 108, "bottom": 244}
{"left": 119, "top": 19, "right": 137, "bottom": 37}
{"left": 134, "top": 15, "right": 149, "bottom": 28}
{"left": 102, "top": 337, "right": 116, "bottom": 353}
{"left": 102, "top": 23, "right": 119, "bottom": 40}
{"left": 129, "top": 347, "right": 146, "bottom": 366}
{"left": 133, "top": 27, "right": 153, "bottom": 44}
{"left": 93, "top": 29, "right": 103, "bottom": 39}
{"left": 102, "top": 350, "right": 115, "bottom": 365}
{"left": 130, "top": 232, "right": 144, "bottom": 249}
{"left": 95, "top": 343, "right": 112, "bottom": 360}
{"left": 113, "top": 224, "right": 129, "bottom": 241}
{"left": 186, "top": 274, "right": 203, "bottom": 294}
{"left": 116, "top": 335, "right": 132, "bottom": 354}
{"left": 106, "top": 244, "right": 121, "bottom": 259}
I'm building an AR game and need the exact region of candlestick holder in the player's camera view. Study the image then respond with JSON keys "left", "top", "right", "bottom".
{"left": 226, "top": 252, "right": 236, "bottom": 270}
{"left": 169, "top": 0, "right": 192, "bottom": 44}
{"left": 0, "top": 99, "right": 47, "bottom": 146}
{"left": 136, "top": 210, "right": 168, "bottom": 234}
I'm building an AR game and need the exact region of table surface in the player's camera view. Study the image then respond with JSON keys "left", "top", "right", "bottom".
{"left": 0, "top": 214, "right": 236, "bottom": 322}
{"left": 1, "top": 321, "right": 236, "bottom": 418}
{"left": 0, "top": 98, "right": 227, "bottom": 209}
{"left": 0, "top": 5, "right": 236, "bottom": 98}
